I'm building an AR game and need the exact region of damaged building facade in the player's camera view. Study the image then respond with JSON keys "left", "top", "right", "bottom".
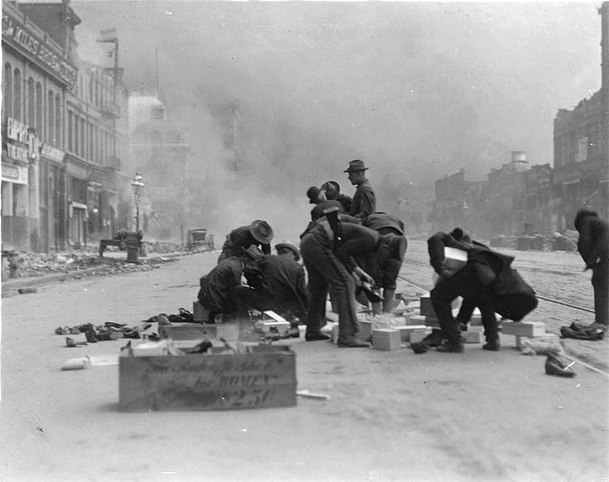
{"left": 2, "top": 0, "right": 130, "bottom": 252}
{"left": 430, "top": 5, "right": 609, "bottom": 238}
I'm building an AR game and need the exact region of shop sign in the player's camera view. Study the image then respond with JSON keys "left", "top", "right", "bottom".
{"left": 2, "top": 9, "right": 77, "bottom": 88}
{"left": 6, "top": 118, "right": 41, "bottom": 162}
{"left": 1, "top": 162, "right": 28, "bottom": 185}
{"left": 41, "top": 143, "right": 65, "bottom": 163}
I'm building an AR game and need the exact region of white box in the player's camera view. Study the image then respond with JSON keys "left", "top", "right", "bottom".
{"left": 394, "top": 325, "right": 429, "bottom": 342}
{"left": 444, "top": 246, "right": 468, "bottom": 271}
{"left": 461, "top": 330, "right": 483, "bottom": 344}
{"left": 501, "top": 321, "right": 545, "bottom": 337}
{"left": 372, "top": 329, "right": 402, "bottom": 351}
{"left": 410, "top": 329, "right": 433, "bottom": 344}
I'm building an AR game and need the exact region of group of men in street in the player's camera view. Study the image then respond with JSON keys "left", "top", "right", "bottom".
{"left": 195, "top": 156, "right": 608, "bottom": 356}
{"left": 197, "top": 159, "right": 408, "bottom": 348}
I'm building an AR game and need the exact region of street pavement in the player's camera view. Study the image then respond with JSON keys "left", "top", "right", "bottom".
{"left": 1, "top": 241, "right": 608, "bottom": 481}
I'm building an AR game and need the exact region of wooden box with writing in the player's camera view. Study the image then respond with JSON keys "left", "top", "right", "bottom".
{"left": 119, "top": 346, "right": 297, "bottom": 412}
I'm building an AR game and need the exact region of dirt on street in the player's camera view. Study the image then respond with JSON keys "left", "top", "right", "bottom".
{"left": 1, "top": 242, "right": 608, "bottom": 482}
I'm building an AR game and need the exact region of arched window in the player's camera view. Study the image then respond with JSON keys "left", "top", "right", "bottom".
{"left": 35, "top": 82, "right": 42, "bottom": 134}
{"left": 55, "top": 94, "right": 61, "bottom": 148}
{"left": 3, "top": 63, "right": 12, "bottom": 117}
{"left": 14, "top": 68, "right": 21, "bottom": 121}
{"left": 47, "top": 90, "right": 55, "bottom": 144}
{"left": 27, "top": 77, "right": 35, "bottom": 127}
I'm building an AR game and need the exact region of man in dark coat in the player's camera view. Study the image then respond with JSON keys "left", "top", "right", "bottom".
{"left": 428, "top": 227, "right": 537, "bottom": 353}
{"left": 574, "top": 209, "right": 608, "bottom": 333}
{"left": 198, "top": 246, "right": 265, "bottom": 322}
{"left": 344, "top": 159, "right": 376, "bottom": 221}
{"left": 362, "top": 212, "right": 408, "bottom": 313}
{"left": 218, "top": 220, "right": 274, "bottom": 263}
{"left": 300, "top": 207, "right": 378, "bottom": 347}
{"left": 235, "top": 254, "right": 309, "bottom": 322}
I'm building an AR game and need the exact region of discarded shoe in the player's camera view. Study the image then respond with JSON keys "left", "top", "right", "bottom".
{"left": 545, "top": 355, "right": 576, "bottom": 378}
{"left": 55, "top": 326, "right": 71, "bottom": 335}
{"left": 337, "top": 335, "right": 370, "bottom": 348}
{"left": 560, "top": 324, "right": 605, "bottom": 341}
{"left": 436, "top": 341, "right": 464, "bottom": 353}
{"left": 305, "top": 332, "right": 330, "bottom": 342}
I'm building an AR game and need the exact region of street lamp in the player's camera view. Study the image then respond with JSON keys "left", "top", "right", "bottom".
{"left": 131, "top": 172, "right": 144, "bottom": 233}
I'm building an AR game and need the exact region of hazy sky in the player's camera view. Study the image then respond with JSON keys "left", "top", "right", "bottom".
{"left": 71, "top": 0, "right": 602, "bottom": 238}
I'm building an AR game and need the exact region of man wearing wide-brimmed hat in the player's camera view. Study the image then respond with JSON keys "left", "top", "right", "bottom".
{"left": 218, "top": 220, "right": 274, "bottom": 263}
{"left": 198, "top": 245, "right": 265, "bottom": 322}
{"left": 344, "top": 159, "right": 376, "bottom": 221}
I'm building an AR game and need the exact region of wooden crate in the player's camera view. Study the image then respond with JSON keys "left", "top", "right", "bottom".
{"left": 119, "top": 346, "right": 296, "bottom": 412}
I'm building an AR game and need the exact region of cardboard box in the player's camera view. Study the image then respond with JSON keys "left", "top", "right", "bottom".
{"left": 394, "top": 325, "right": 429, "bottom": 342}
{"left": 461, "top": 330, "right": 483, "bottom": 344}
{"left": 501, "top": 321, "right": 546, "bottom": 338}
{"left": 372, "top": 329, "right": 402, "bottom": 351}
{"left": 119, "top": 345, "right": 297, "bottom": 412}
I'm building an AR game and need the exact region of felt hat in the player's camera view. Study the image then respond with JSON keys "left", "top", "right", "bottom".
{"left": 275, "top": 241, "right": 301, "bottom": 261}
{"left": 242, "top": 244, "right": 265, "bottom": 261}
{"left": 306, "top": 186, "right": 322, "bottom": 204}
{"left": 248, "top": 220, "right": 273, "bottom": 245}
{"left": 344, "top": 159, "right": 368, "bottom": 173}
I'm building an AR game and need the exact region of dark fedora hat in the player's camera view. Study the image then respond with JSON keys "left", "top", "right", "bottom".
{"left": 242, "top": 244, "right": 265, "bottom": 261}
{"left": 306, "top": 186, "right": 322, "bottom": 204}
{"left": 344, "top": 159, "right": 369, "bottom": 173}
{"left": 275, "top": 241, "right": 301, "bottom": 261}
{"left": 248, "top": 220, "right": 273, "bottom": 245}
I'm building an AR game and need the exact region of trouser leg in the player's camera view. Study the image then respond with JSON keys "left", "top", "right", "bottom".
{"left": 301, "top": 237, "right": 329, "bottom": 334}
{"left": 479, "top": 295, "right": 498, "bottom": 343}
{"left": 431, "top": 266, "right": 478, "bottom": 345}
{"left": 592, "top": 258, "right": 609, "bottom": 326}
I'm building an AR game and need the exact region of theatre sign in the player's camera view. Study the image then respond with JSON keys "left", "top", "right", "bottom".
{"left": 2, "top": 8, "right": 77, "bottom": 88}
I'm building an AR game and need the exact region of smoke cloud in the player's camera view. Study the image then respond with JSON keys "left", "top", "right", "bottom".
{"left": 72, "top": 1, "right": 600, "bottom": 241}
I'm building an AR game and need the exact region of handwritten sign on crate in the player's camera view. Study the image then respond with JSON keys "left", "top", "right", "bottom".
{"left": 119, "top": 346, "right": 296, "bottom": 411}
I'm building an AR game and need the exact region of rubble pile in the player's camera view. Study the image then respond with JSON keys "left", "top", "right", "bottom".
{"left": 2, "top": 248, "right": 157, "bottom": 280}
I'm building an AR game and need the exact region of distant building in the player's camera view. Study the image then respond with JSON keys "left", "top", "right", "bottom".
{"left": 129, "top": 95, "right": 189, "bottom": 240}
{"left": 552, "top": 3, "right": 609, "bottom": 228}
{"left": 2, "top": 0, "right": 130, "bottom": 251}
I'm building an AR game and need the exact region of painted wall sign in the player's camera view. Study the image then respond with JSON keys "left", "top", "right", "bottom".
{"left": 1, "top": 162, "right": 29, "bottom": 184}
{"left": 2, "top": 9, "right": 77, "bottom": 88}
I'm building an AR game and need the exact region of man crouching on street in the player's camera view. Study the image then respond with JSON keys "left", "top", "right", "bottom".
{"left": 427, "top": 228, "right": 538, "bottom": 353}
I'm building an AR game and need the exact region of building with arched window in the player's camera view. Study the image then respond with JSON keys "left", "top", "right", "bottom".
{"left": 2, "top": 0, "right": 130, "bottom": 252}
